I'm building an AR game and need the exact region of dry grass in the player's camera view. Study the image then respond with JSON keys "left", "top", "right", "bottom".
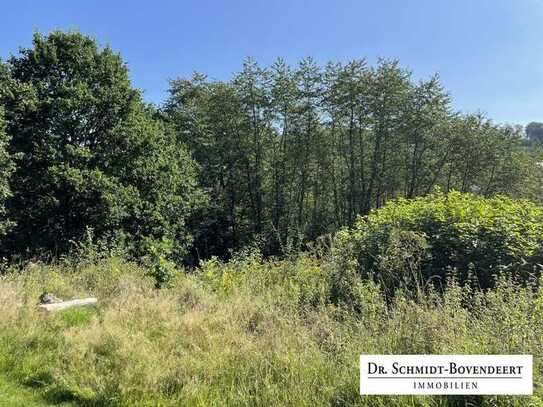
{"left": 0, "top": 256, "right": 542, "bottom": 406}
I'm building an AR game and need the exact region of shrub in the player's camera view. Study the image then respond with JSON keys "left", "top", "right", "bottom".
{"left": 333, "top": 191, "right": 543, "bottom": 293}
{"left": 143, "top": 236, "right": 180, "bottom": 288}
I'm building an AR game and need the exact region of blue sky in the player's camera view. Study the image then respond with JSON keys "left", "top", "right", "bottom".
{"left": 1, "top": 0, "right": 541, "bottom": 125}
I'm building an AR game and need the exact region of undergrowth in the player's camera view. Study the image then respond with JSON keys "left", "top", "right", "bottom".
{"left": 0, "top": 256, "right": 541, "bottom": 406}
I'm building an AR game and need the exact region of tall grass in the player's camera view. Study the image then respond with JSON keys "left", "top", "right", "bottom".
{"left": 0, "top": 255, "right": 541, "bottom": 406}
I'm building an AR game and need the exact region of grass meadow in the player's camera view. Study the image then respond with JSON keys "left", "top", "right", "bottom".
{"left": 0, "top": 255, "right": 541, "bottom": 406}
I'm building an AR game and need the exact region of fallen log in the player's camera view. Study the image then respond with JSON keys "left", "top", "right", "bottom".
{"left": 38, "top": 298, "right": 97, "bottom": 312}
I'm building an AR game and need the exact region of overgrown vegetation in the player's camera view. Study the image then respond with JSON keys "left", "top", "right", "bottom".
{"left": 0, "top": 256, "right": 541, "bottom": 406}
{"left": 164, "top": 59, "right": 542, "bottom": 259}
{"left": 1, "top": 193, "right": 542, "bottom": 405}
{"left": 1, "top": 30, "right": 542, "bottom": 406}
{"left": 333, "top": 191, "right": 543, "bottom": 298}
{"left": 0, "top": 31, "right": 542, "bottom": 262}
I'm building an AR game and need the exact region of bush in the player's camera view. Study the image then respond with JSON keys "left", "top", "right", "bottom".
{"left": 333, "top": 191, "right": 543, "bottom": 294}
{"left": 143, "top": 236, "right": 180, "bottom": 288}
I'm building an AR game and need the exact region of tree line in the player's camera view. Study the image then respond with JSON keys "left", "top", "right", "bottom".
{"left": 0, "top": 31, "right": 541, "bottom": 263}
{"left": 163, "top": 57, "right": 541, "bottom": 259}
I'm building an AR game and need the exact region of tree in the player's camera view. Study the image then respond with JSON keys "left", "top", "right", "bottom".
{"left": 164, "top": 76, "right": 250, "bottom": 260}
{"left": 0, "top": 106, "right": 14, "bottom": 238}
{"left": 165, "top": 57, "right": 543, "bottom": 259}
{"left": 401, "top": 75, "right": 450, "bottom": 198}
{"left": 0, "top": 62, "right": 15, "bottom": 240}
{"left": 526, "top": 122, "right": 543, "bottom": 143}
{"left": 1, "top": 31, "right": 201, "bottom": 259}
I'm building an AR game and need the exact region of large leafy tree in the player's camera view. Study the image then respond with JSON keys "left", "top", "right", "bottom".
{"left": 1, "top": 31, "right": 200, "bottom": 258}
{"left": 526, "top": 122, "right": 543, "bottom": 143}
{"left": 166, "top": 58, "right": 542, "bottom": 259}
{"left": 0, "top": 106, "right": 14, "bottom": 238}
{"left": 0, "top": 63, "right": 15, "bottom": 240}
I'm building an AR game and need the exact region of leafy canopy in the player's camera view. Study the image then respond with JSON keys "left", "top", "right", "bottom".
{"left": 0, "top": 105, "right": 14, "bottom": 238}
{"left": 0, "top": 31, "right": 201, "bottom": 258}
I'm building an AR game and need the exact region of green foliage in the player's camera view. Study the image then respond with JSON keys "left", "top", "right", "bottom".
{"left": 334, "top": 191, "right": 543, "bottom": 292}
{"left": 527, "top": 122, "right": 543, "bottom": 143}
{"left": 0, "top": 105, "right": 14, "bottom": 239}
{"left": 0, "top": 31, "right": 201, "bottom": 259}
{"left": 165, "top": 58, "right": 543, "bottom": 259}
{"left": 200, "top": 252, "right": 333, "bottom": 310}
{"left": 0, "top": 32, "right": 542, "bottom": 405}
{"left": 1, "top": 32, "right": 541, "bottom": 264}
{"left": 0, "top": 257, "right": 541, "bottom": 406}
{"left": 143, "top": 236, "right": 179, "bottom": 288}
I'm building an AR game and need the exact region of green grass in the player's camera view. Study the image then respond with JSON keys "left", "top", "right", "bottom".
{"left": 0, "top": 256, "right": 541, "bottom": 406}
{"left": 0, "top": 374, "right": 74, "bottom": 407}
{"left": 0, "top": 374, "right": 44, "bottom": 407}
